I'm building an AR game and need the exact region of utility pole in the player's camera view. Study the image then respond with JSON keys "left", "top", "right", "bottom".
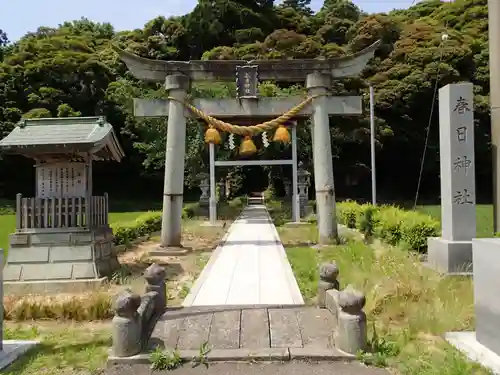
{"left": 488, "top": 0, "right": 500, "bottom": 233}
{"left": 370, "top": 85, "right": 377, "bottom": 205}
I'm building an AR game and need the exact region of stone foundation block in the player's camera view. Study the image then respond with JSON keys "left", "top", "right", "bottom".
{"left": 473, "top": 238, "right": 500, "bottom": 356}
{"left": 427, "top": 237, "right": 473, "bottom": 274}
{"left": 4, "top": 228, "right": 118, "bottom": 294}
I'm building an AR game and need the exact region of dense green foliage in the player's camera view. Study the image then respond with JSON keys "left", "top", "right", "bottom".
{"left": 337, "top": 200, "right": 440, "bottom": 252}
{"left": 0, "top": 0, "right": 493, "bottom": 202}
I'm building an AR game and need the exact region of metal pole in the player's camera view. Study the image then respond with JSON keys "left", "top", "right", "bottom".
{"left": 489, "top": 0, "right": 500, "bottom": 233}
{"left": 369, "top": 85, "right": 377, "bottom": 205}
{"left": 291, "top": 125, "right": 300, "bottom": 222}
{"left": 209, "top": 142, "right": 217, "bottom": 225}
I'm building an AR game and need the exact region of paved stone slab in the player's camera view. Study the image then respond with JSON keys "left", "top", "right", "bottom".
{"left": 183, "top": 205, "right": 304, "bottom": 306}
{"left": 151, "top": 307, "right": 338, "bottom": 353}
{"left": 208, "top": 310, "right": 241, "bottom": 349}
{"left": 177, "top": 314, "right": 213, "bottom": 350}
{"left": 240, "top": 309, "right": 270, "bottom": 349}
{"left": 296, "top": 308, "right": 335, "bottom": 348}
{"left": 268, "top": 309, "right": 302, "bottom": 348}
{"left": 151, "top": 317, "right": 182, "bottom": 349}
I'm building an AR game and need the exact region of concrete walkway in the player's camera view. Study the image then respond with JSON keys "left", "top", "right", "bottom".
{"left": 182, "top": 205, "right": 304, "bottom": 306}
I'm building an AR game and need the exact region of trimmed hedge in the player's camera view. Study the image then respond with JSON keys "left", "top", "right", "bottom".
{"left": 111, "top": 211, "right": 162, "bottom": 245}
{"left": 336, "top": 201, "right": 440, "bottom": 253}
{"left": 110, "top": 199, "right": 246, "bottom": 245}
{"left": 111, "top": 203, "right": 200, "bottom": 245}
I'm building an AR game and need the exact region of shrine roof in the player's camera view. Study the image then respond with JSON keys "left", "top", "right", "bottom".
{"left": 112, "top": 40, "right": 381, "bottom": 83}
{"left": 0, "top": 116, "right": 125, "bottom": 162}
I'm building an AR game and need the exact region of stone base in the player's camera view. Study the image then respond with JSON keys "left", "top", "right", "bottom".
{"left": 446, "top": 332, "right": 500, "bottom": 375}
{"left": 284, "top": 221, "right": 309, "bottom": 227}
{"left": 426, "top": 237, "right": 473, "bottom": 274}
{"left": 0, "top": 340, "right": 40, "bottom": 371}
{"left": 299, "top": 204, "right": 313, "bottom": 218}
{"left": 197, "top": 204, "right": 209, "bottom": 216}
{"left": 4, "top": 227, "right": 119, "bottom": 286}
{"left": 200, "top": 221, "right": 225, "bottom": 227}
{"left": 148, "top": 245, "right": 190, "bottom": 257}
{"left": 4, "top": 277, "right": 107, "bottom": 295}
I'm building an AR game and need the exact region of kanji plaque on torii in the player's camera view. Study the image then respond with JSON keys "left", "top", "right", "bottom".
{"left": 113, "top": 41, "right": 380, "bottom": 250}
{"left": 236, "top": 65, "right": 259, "bottom": 99}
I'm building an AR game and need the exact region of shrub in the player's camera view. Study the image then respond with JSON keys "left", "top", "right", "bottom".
{"left": 399, "top": 211, "right": 440, "bottom": 252}
{"left": 182, "top": 202, "right": 200, "bottom": 219}
{"left": 374, "top": 206, "right": 404, "bottom": 245}
{"left": 359, "top": 206, "right": 376, "bottom": 238}
{"left": 336, "top": 201, "right": 439, "bottom": 253}
{"left": 111, "top": 211, "right": 162, "bottom": 245}
{"left": 336, "top": 201, "right": 361, "bottom": 228}
{"left": 228, "top": 196, "right": 246, "bottom": 209}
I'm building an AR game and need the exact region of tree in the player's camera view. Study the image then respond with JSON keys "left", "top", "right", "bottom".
{"left": 0, "top": 0, "right": 494, "bottom": 201}
{"left": 0, "top": 29, "right": 9, "bottom": 61}
{"left": 280, "top": 0, "right": 312, "bottom": 15}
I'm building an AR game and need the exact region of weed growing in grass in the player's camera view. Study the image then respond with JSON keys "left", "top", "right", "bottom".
{"left": 150, "top": 346, "right": 183, "bottom": 371}
{"left": 357, "top": 322, "right": 400, "bottom": 367}
{"left": 110, "top": 265, "right": 133, "bottom": 285}
{"left": 191, "top": 341, "right": 211, "bottom": 368}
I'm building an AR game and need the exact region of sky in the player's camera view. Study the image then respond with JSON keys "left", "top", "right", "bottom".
{"left": 1, "top": 0, "right": 421, "bottom": 42}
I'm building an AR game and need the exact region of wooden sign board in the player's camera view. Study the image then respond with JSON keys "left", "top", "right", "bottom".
{"left": 36, "top": 163, "right": 87, "bottom": 198}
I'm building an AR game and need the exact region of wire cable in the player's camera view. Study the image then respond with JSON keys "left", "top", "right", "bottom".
{"left": 412, "top": 26, "right": 450, "bottom": 209}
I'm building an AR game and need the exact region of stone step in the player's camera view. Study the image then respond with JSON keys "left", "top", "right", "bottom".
{"left": 107, "top": 307, "right": 354, "bottom": 366}
{"left": 150, "top": 307, "right": 339, "bottom": 352}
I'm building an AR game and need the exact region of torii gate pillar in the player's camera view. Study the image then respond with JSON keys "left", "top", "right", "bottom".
{"left": 160, "top": 74, "right": 189, "bottom": 248}
{"left": 307, "top": 73, "right": 338, "bottom": 243}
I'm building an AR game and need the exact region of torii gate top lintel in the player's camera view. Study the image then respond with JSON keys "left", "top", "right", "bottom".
{"left": 112, "top": 40, "right": 381, "bottom": 83}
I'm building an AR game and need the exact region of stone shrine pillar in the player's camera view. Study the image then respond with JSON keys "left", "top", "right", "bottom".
{"left": 160, "top": 74, "right": 190, "bottom": 248}
{"left": 218, "top": 180, "right": 226, "bottom": 202}
{"left": 427, "top": 82, "right": 476, "bottom": 273}
{"left": 297, "top": 163, "right": 312, "bottom": 217}
{"left": 198, "top": 174, "right": 210, "bottom": 208}
{"left": 307, "top": 73, "right": 338, "bottom": 243}
{"left": 283, "top": 179, "right": 291, "bottom": 198}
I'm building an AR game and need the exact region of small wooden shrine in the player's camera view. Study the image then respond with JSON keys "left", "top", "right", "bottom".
{"left": 0, "top": 116, "right": 125, "bottom": 292}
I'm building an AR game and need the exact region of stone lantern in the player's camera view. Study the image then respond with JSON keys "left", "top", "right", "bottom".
{"left": 297, "top": 162, "right": 312, "bottom": 217}
{"left": 197, "top": 172, "right": 210, "bottom": 208}
{"left": 283, "top": 178, "right": 291, "bottom": 198}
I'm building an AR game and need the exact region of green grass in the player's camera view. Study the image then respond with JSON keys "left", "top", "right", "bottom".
{"left": 285, "top": 230, "right": 490, "bottom": 374}
{"left": 3, "top": 322, "right": 111, "bottom": 375}
{"left": 416, "top": 204, "right": 493, "bottom": 238}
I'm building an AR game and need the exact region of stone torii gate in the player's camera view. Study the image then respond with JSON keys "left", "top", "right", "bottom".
{"left": 114, "top": 41, "right": 379, "bottom": 249}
